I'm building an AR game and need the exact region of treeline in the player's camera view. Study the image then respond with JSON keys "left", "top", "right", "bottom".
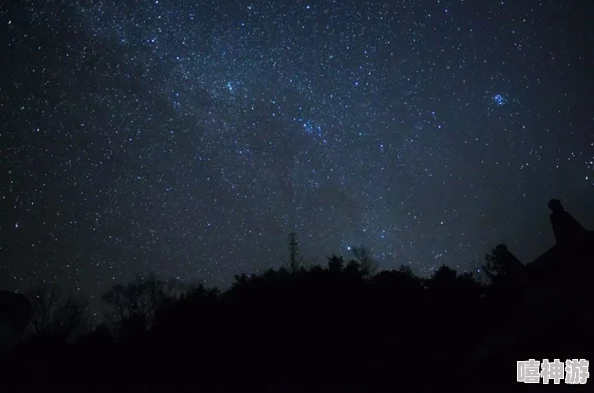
{"left": 0, "top": 244, "right": 587, "bottom": 393}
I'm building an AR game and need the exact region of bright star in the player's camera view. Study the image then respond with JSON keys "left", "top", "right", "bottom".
{"left": 493, "top": 94, "right": 507, "bottom": 106}
{"left": 302, "top": 120, "right": 323, "bottom": 137}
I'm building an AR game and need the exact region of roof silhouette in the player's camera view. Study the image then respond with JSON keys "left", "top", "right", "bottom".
{"left": 526, "top": 199, "right": 594, "bottom": 279}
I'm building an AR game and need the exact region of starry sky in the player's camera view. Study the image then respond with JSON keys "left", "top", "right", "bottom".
{"left": 1, "top": 0, "right": 593, "bottom": 300}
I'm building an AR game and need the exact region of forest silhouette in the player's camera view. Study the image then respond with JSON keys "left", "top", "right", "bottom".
{"left": 1, "top": 199, "right": 593, "bottom": 393}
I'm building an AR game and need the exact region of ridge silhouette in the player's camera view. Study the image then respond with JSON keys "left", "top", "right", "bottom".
{"left": 0, "top": 199, "right": 592, "bottom": 393}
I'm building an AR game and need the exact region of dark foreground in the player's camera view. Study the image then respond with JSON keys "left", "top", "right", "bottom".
{"left": 2, "top": 200, "right": 593, "bottom": 392}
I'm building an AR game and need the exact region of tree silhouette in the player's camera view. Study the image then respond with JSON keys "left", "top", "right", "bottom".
{"left": 351, "top": 245, "right": 379, "bottom": 277}
{"left": 183, "top": 282, "right": 220, "bottom": 302}
{"left": 344, "top": 259, "right": 364, "bottom": 277}
{"left": 327, "top": 254, "right": 344, "bottom": 273}
{"left": 5, "top": 197, "right": 590, "bottom": 393}
{"left": 398, "top": 264, "right": 414, "bottom": 277}
{"left": 482, "top": 244, "right": 525, "bottom": 286}
{"left": 431, "top": 264, "right": 457, "bottom": 282}
{"left": 101, "top": 272, "right": 179, "bottom": 335}
{"left": 25, "top": 283, "right": 88, "bottom": 340}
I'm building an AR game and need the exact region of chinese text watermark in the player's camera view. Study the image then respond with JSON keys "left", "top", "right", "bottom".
{"left": 517, "top": 359, "right": 589, "bottom": 384}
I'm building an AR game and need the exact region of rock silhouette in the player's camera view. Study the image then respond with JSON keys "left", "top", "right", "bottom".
{"left": 0, "top": 291, "right": 31, "bottom": 352}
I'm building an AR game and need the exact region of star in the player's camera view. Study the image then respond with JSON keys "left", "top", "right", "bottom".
{"left": 0, "top": 0, "right": 591, "bottom": 306}
{"left": 493, "top": 94, "right": 507, "bottom": 106}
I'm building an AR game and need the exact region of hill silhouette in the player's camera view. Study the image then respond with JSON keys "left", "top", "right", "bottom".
{"left": 0, "top": 199, "right": 592, "bottom": 393}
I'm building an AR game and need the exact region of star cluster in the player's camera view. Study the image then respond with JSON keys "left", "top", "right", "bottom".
{"left": 1, "top": 0, "right": 593, "bottom": 300}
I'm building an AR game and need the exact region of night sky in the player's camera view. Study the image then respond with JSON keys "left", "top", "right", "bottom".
{"left": 1, "top": 0, "right": 593, "bottom": 303}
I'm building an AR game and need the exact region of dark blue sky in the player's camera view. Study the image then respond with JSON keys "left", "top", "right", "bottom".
{"left": 1, "top": 0, "right": 593, "bottom": 303}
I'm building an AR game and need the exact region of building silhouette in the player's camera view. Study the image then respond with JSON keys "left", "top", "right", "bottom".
{"left": 467, "top": 199, "right": 594, "bottom": 392}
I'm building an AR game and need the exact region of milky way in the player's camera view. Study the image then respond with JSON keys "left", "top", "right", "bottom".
{"left": 1, "top": 0, "right": 593, "bottom": 302}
